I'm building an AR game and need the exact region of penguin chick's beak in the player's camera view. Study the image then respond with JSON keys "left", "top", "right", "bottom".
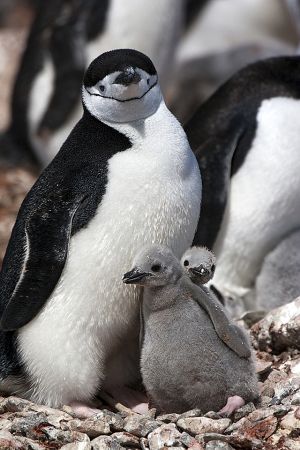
{"left": 113, "top": 67, "right": 141, "bottom": 86}
{"left": 189, "top": 267, "right": 208, "bottom": 277}
{"left": 123, "top": 268, "right": 151, "bottom": 284}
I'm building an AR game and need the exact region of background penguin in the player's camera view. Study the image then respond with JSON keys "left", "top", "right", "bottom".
{"left": 185, "top": 56, "right": 300, "bottom": 315}
{"left": 181, "top": 246, "right": 216, "bottom": 285}
{"left": 0, "top": 49, "right": 202, "bottom": 415}
{"left": 255, "top": 229, "right": 300, "bottom": 311}
{"left": 123, "top": 244, "right": 258, "bottom": 415}
{"left": 7, "top": 0, "right": 184, "bottom": 166}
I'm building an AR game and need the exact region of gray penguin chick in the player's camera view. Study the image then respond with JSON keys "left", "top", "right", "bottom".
{"left": 181, "top": 246, "right": 250, "bottom": 358}
{"left": 181, "top": 246, "right": 216, "bottom": 285}
{"left": 123, "top": 245, "right": 258, "bottom": 415}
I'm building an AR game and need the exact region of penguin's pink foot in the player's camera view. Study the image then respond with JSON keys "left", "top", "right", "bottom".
{"left": 105, "top": 386, "right": 149, "bottom": 414}
{"left": 69, "top": 401, "right": 103, "bottom": 418}
{"left": 218, "top": 395, "right": 245, "bottom": 417}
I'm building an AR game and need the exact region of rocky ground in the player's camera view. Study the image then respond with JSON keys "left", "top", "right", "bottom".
{"left": 0, "top": 299, "right": 300, "bottom": 450}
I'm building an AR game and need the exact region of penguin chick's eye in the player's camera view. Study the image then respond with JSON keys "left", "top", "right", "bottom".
{"left": 151, "top": 264, "right": 161, "bottom": 272}
{"left": 99, "top": 85, "right": 105, "bottom": 92}
{"left": 147, "top": 78, "right": 150, "bottom": 85}
{"left": 183, "top": 260, "right": 189, "bottom": 266}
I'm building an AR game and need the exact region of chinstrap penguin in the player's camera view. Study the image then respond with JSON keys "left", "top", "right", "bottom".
{"left": 123, "top": 244, "right": 258, "bottom": 415}
{"left": 8, "top": 0, "right": 183, "bottom": 166}
{"left": 186, "top": 56, "right": 300, "bottom": 315}
{"left": 181, "top": 246, "right": 216, "bottom": 285}
{"left": 0, "top": 49, "right": 201, "bottom": 415}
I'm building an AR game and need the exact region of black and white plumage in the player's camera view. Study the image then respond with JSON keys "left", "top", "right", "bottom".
{"left": 0, "top": 49, "right": 202, "bottom": 408}
{"left": 124, "top": 245, "right": 258, "bottom": 415}
{"left": 256, "top": 229, "right": 300, "bottom": 311}
{"left": 9, "top": 0, "right": 183, "bottom": 166}
{"left": 186, "top": 56, "right": 300, "bottom": 314}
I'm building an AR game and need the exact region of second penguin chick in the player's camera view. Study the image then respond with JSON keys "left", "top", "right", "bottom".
{"left": 123, "top": 245, "right": 258, "bottom": 415}
{"left": 181, "top": 246, "right": 216, "bottom": 285}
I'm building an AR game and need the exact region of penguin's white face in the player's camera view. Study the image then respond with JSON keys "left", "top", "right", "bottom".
{"left": 82, "top": 67, "right": 162, "bottom": 123}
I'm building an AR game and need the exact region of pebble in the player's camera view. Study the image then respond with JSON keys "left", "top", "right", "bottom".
{"left": 123, "top": 415, "right": 161, "bottom": 437}
{"left": 205, "top": 441, "right": 234, "bottom": 450}
{"left": 91, "top": 435, "right": 123, "bottom": 450}
{"left": 147, "top": 424, "right": 181, "bottom": 450}
{"left": 68, "top": 417, "right": 111, "bottom": 438}
{"left": 177, "top": 417, "right": 231, "bottom": 435}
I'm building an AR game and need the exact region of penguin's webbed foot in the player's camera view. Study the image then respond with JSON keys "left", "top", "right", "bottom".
{"left": 218, "top": 395, "right": 245, "bottom": 417}
{"left": 68, "top": 401, "right": 103, "bottom": 419}
{"left": 101, "top": 386, "right": 149, "bottom": 415}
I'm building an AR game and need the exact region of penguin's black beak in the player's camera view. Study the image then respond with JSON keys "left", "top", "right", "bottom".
{"left": 123, "top": 268, "right": 151, "bottom": 284}
{"left": 189, "top": 266, "right": 208, "bottom": 277}
{"left": 114, "top": 67, "right": 141, "bottom": 86}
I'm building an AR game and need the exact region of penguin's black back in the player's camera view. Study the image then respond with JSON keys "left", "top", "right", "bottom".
{"left": 186, "top": 56, "right": 300, "bottom": 248}
{"left": 0, "top": 111, "right": 131, "bottom": 373}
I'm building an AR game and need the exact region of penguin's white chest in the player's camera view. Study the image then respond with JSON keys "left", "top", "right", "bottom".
{"left": 18, "top": 103, "right": 201, "bottom": 402}
{"left": 213, "top": 97, "right": 300, "bottom": 302}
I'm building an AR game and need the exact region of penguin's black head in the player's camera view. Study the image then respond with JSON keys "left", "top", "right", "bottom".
{"left": 82, "top": 49, "right": 162, "bottom": 123}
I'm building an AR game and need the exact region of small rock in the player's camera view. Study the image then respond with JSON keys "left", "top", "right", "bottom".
{"left": 59, "top": 442, "right": 92, "bottom": 450}
{"left": 291, "top": 393, "right": 300, "bottom": 405}
{"left": 178, "top": 410, "right": 203, "bottom": 420}
{"left": 124, "top": 415, "right": 161, "bottom": 437}
{"left": 112, "top": 432, "right": 140, "bottom": 447}
{"left": 203, "top": 412, "right": 221, "bottom": 420}
{"left": 255, "top": 359, "right": 272, "bottom": 376}
{"left": 251, "top": 298, "right": 300, "bottom": 352}
{"left": 0, "top": 430, "right": 24, "bottom": 449}
{"left": 177, "top": 417, "right": 231, "bottom": 435}
{"left": 68, "top": 417, "right": 111, "bottom": 438}
{"left": 180, "top": 432, "right": 198, "bottom": 447}
{"left": 272, "top": 377, "right": 300, "bottom": 405}
{"left": 233, "top": 403, "right": 256, "bottom": 421}
{"left": 10, "top": 412, "right": 49, "bottom": 435}
{"left": 205, "top": 441, "right": 234, "bottom": 450}
{"left": 91, "top": 435, "right": 123, "bottom": 450}
{"left": 156, "top": 413, "right": 179, "bottom": 423}
{"left": 148, "top": 424, "right": 181, "bottom": 450}
{"left": 260, "top": 385, "right": 275, "bottom": 398}
{"left": 280, "top": 410, "right": 300, "bottom": 430}
{"left": 140, "top": 437, "right": 149, "bottom": 450}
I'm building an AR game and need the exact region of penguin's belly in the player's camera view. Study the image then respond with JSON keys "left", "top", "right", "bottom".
{"left": 17, "top": 129, "right": 201, "bottom": 404}
{"left": 214, "top": 97, "right": 300, "bottom": 299}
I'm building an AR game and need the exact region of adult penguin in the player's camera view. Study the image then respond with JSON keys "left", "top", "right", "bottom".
{"left": 0, "top": 49, "right": 201, "bottom": 416}
{"left": 7, "top": 0, "right": 183, "bottom": 166}
{"left": 185, "top": 56, "right": 300, "bottom": 314}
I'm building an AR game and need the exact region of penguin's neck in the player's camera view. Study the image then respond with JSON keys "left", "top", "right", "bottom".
{"left": 102, "top": 101, "right": 182, "bottom": 148}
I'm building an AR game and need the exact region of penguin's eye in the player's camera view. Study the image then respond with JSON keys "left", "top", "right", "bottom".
{"left": 183, "top": 260, "right": 189, "bottom": 266}
{"left": 151, "top": 264, "right": 161, "bottom": 272}
{"left": 147, "top": 78, "right": 150, "bottom": 85}
{"left": 211, "top": 264, "right": 216, "bottom": 272}
{"left": 99, "top": 85, "right": 105, "bottom": 92}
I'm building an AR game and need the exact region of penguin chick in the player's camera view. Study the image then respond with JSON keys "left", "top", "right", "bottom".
{"left": 123, "top": 245, "right": 258, "bottom": 415}
{"left": 181, "top": 246, "right": 216, "bottom": 284}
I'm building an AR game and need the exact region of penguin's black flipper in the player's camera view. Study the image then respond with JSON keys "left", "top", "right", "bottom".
{"left": 0, "top": 192, "right": 87, "bottom": 331}
{"left": 190, "top": 127, "right": 243, "bottom": 249}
